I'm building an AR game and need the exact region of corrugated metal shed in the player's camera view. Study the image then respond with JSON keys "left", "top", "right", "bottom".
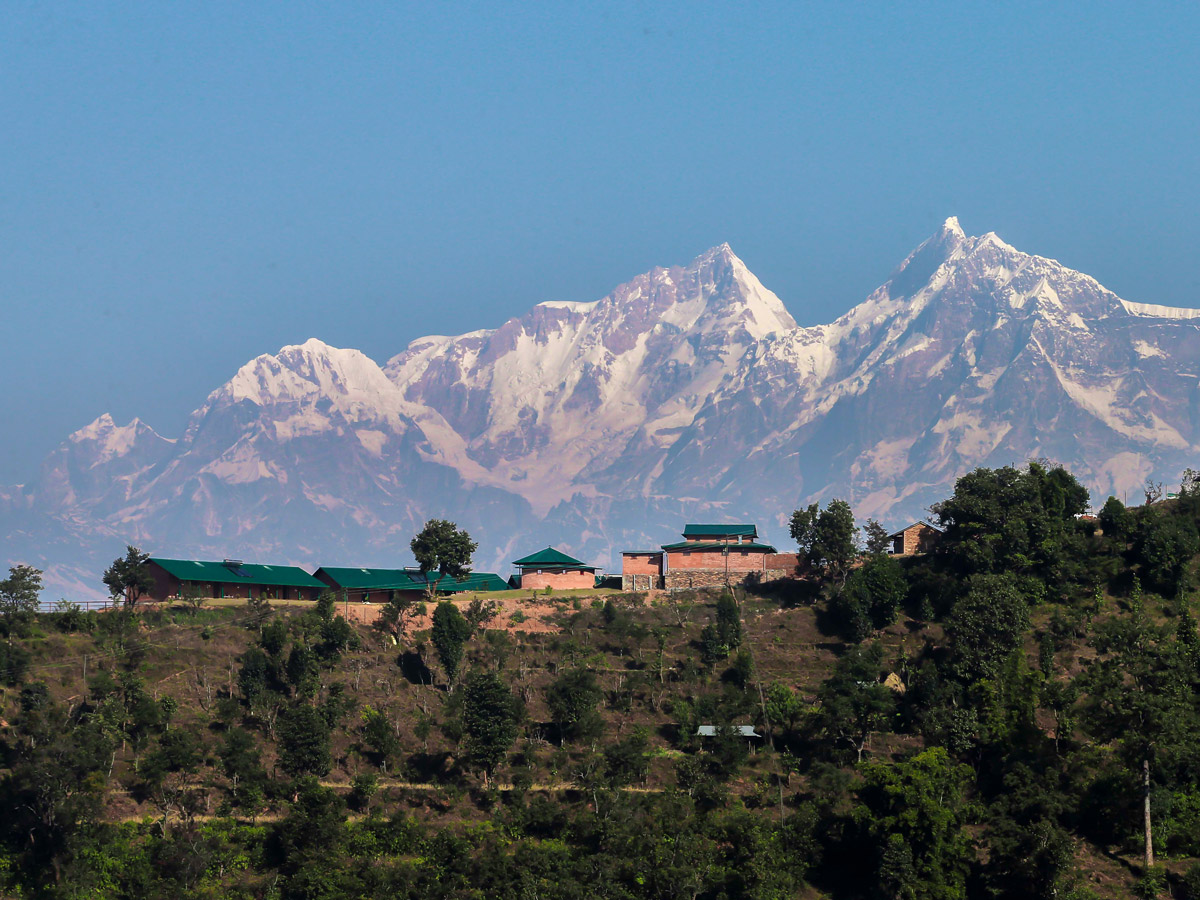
{"left": 696, "top": 725, "right": 761, "bottom": 738}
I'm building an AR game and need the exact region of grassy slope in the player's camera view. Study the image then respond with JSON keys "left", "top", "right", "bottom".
{"left": 4, "top": 585, "right": 1174, "bottom": 897}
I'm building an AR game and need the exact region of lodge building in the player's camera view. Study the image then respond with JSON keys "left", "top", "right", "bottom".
{"left": 621, "top": 524, "right": 799, "bottom": 591}
{"left": 146, "top": 558, "right": 327, "bottom": 602}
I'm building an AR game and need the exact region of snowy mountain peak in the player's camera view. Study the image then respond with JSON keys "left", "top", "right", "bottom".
{"left": 13, "top": 221, "right": 1200, "bottom": 602}
{"left": 940, "top": 216, "right": 965, "bottom": 238}
{"left": 219, "top": 339, "right": 395, "bottom": 408}
{"left": 694, "top": 241, "right": 736, "bottom": 265}
{"left": 675, "top": 244, "right": 797, "bottom": 337}
{"left": 69, "top": 413, "right": 161, "bottom": 449}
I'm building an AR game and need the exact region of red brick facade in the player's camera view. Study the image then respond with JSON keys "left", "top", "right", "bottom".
{"left": 666, "top": 547, "right": 768, "bottom": 571}
{"left": 621, "top": 551, "right": 664, "bottom": 591}
{"left": 621, "top": 545, "right": 798, "bottom": 591}
{"left": 520, "top": 569, "right": 596, "bottom": 591}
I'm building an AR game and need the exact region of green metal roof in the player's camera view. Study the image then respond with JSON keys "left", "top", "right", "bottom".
{"left": 682, "top": 523, "right": 758, "bottom": 538}
{"left": 152, "top": 558, "right": 325, "bottom": 589}
{"left": 313, "top": 566, "right": 414, "bottom": 590}
{"left": 511, "top": 546, "right": 595, "bottom": 571}
{"left": 661, "top": 540, "right": 777, "bottom": 553}
{"left": 441, "top": 572, "right": 511, "bottom": 592}
{"left": 315, "top": 566, "right": 511, "bottom": 594}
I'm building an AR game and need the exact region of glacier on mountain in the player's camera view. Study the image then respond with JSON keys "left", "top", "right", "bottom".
{"left": 6, "top": 218, "right": 1200, "bottom": 599}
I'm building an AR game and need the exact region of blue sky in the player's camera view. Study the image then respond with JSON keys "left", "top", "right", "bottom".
{"left": 3, "top": 2, "right": 1199, "bottom": 481}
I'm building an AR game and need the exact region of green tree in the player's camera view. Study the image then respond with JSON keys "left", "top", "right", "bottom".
{"left": 431, "top": 600, "right": 472, "bottom": 684}
{"left": 219, "top": 727, "right": 267, "bottom": 807}
{"left": 816, "top": 642, "right": 894, "bottom": 762}
{"left": 790, "top": 503, "right": 820, "bottom": 564}
{"left": 462, "top": 671, "right": 522, "bottom": 783}
{"left": 238, "top": 647, "right": 273, "bottom": 704}
{"left": 931, "top": 462, "right": 1088, "bottom": 583}
{"left": 411, "top": 518, "right": 478, "bottom": 596}
{"left": 1134, "top": 510, "right": 1199, "bottom": 596}
{"left": 833, "top": 553, "right": 908, "bottom": 640}
{"left": 604, "top": 727, "right": 651, "bottom": 787}
{"left": 546, "top": 667, "right": 603, "bottom": 743}
{"left": 763, "top": 682, "right": 805, "bottom": 739}
{"left": 864, "top": 518, "right": 892, "bottom": 555}
{"left": 277, "top": 703, "right": 332, "bottom": 778}
{"left": 945, "top": 574, "right": 1031, "bottom": 682}
{"left": 1099, "top": 495, "right": 1133, "bottom": 544}
{"left": 701, "top": 591, "right": 743, "bottom": 664}
{"left": 855, "top": 747, "right": 974, "bottom": 900}
{"left": 0, "top": 564, "right": 43, "bottom": 626}
{"left": 714, "top": 591, "right": 743, "bottom": 647}
{"left": 102, "top": 545, "right": 154, "bottom": 608}
{"left": 1082, "top": 594, "right": 1199, "bottom": 870}
{"left": 375, "top": 592, "right": 419, "bottom": 643}
{"left": 811, "top": 499, "right": 859, "bottom": 582}
{"left": 285, "top": 643, "right": 320, "bottom": 697}
{"left": 982, "top": 764, "right": 1076, "bottom": 900}
{"left": 360, "top": 705, "right": 400, "bottom": 771}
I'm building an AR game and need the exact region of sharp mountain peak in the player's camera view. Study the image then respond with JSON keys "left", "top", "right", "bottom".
{"left": 10, "top": 221, "right": 1200, "bottom": 601}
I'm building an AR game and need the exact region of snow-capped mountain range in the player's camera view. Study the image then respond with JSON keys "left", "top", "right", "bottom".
{"left": 7, "top": 218, "right": 1200, "bottom": 599}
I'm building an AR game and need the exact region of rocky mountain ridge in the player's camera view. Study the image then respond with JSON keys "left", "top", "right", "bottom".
{"left": 7, "top": 219, "right": 1200, "bottom": 599}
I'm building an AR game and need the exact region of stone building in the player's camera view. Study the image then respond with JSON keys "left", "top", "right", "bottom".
{"left": 511, "top": 547, "right": 598, "bottom": 591}
{"left": 887, "top": 521, "right": 943, "bottom": 556}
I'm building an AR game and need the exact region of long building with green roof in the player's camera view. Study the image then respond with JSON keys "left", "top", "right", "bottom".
{"left": 313, "top": 565, "right": 510, "bottom": 600}
{"left": 148, "top": 557, "right": 327, "bottom": 602}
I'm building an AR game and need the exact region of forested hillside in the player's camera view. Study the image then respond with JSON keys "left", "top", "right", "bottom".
{"left": 3, "top": 462, "right": 1200, "bottom": 899}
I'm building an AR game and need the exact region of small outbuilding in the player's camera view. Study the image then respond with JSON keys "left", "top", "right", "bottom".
{"left": 696, "top": 725, "right": 761, "bottom": 739}
{"left": 511, "top": 547, "right": 598, "bottom": 591}
{"left": 887, "top": 521, "right": 943, "bottom": 557}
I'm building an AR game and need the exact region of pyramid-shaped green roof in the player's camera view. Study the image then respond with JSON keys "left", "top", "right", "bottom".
{"left": 511, "top": 546, "right": 595, "bottom": 571}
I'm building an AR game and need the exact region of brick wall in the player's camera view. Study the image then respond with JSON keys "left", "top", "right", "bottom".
{"left": 622, "top": 553, "right": 663, "bottom": 575}
{"left": 765, "top": 553, "right": 800, "bottom": 575}
{"left": 519, "top": 569, "right": 596, "bottom": 591}
{"left": 666, "top": 549, "right": 767, "bottom": 571}
{"left": 146, "top": 562, "right": 179, "bottom": 602}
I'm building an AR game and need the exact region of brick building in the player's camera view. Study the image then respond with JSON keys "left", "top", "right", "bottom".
{"left": 147, "top": 558, "right": 327, "bottom": 602}
{"left": 620, "top": 550, "right": 664, "bottom": 592}
{"left": 887, "top": 521, "right": 942, "bottom": 556}
{"left": 511, "top": 547, "right": 598, "bottom": 591}
{"left": 622, "top": 523, "right": 796, "bottom": 590}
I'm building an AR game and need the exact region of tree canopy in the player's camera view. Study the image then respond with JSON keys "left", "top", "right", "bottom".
{"left": 410, "top": 519, "right": 478, "bottom": 596}
{"left": 102, "top": 546, "right": 154, "bottom": 608}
